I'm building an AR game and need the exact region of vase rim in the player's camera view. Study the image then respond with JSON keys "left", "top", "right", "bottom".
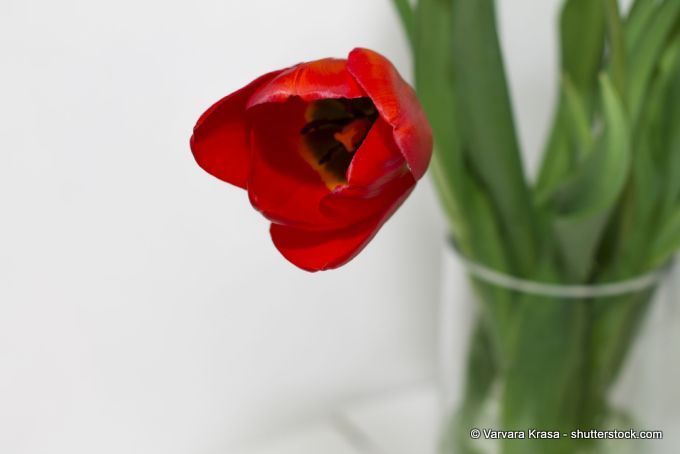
{"left": 446, "top": 239, "right": 672, "bottom": 299}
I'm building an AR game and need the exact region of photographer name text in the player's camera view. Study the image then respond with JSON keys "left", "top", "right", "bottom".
{"left": 469, "top": 428, "right": 663, "bottom": 441}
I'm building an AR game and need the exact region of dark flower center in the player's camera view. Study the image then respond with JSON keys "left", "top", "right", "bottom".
{"left": 300, "top": 98, "right": 378, "bottom": 189}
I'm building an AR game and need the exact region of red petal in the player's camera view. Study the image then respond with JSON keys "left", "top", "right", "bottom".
{"left": 347, "top": 48, "right": 433, "bottom": 180}
{"left": 246, "top": 59, "right": 365, "bottom": 108}
{"left": 270, "top": 180, "right": 415, "bottom": 271}
{"left": 321, "top": 169, "right": 415, "bottom": 227}
{"left": 246, "top": 99, "right": 343, "bottom": 230}
{"left": 346, "top": 118, "right": 407, "bottom": 192}
{"left": 190, "top": 70, "right": 283, "bottom": 189}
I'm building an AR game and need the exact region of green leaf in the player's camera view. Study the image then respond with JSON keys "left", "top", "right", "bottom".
{"left": 536, "top": 0, "right": 605, "bottom": 206}
{"left": 549, "top": 75, "right": 631, "bottom": 216}
{"left": 535, "top": 99, "right": 576, "bottom": 203}
{"left": 545, "top": 75, "right": 631, "bottom": 280}
{"left": 649, "top": 209, "right": 680, "bottom": 268}
{"left": 620, "top": 146, "right": 663, "bottom": 266}
{"left": 626, "top": 0, "right": 680, "bottom": 121}
{"left": 560, "top": 0, "right": 606, "bottom": 94}
{"left": 610, "top": 39, "right": 680, "bottom": 273}
{"left": 603, "top": 0, "right": 627, "bottom": 95}
{"left": 553, "top": 213, "right": 611, "bottom": 282}
{"left": 562, "top": 75, "right": 594, "bottom": 158}
{"left": 625, "top": 0, "right": 657, "bottom": 53}
{"left": 535, "top": 75, "right": 594, "bottom": 207}
{"left": 450, "top": 0, "right": 537, "bottom": 275}
{"left": 658, "top": 39, "right": 680, "bottom": 218}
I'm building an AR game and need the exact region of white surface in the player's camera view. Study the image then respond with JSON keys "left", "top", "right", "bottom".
{"left": 0, "top": 1, "right": 442, "bottom": 453}
{"left": 235, "top": 383, "right": 439, "bottom": 454}
{"left": 0, "top": 0, "right": 564, "bottom": 453}
{"left": 342, "top": 384, "right": 440, "bottom": 454}
{"left": 234, "top": 423, "right": 360, "bottom": 454}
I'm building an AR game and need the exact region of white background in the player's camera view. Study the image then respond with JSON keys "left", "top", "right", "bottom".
{"left": 0, "top": 0, "right": 586, "bottom": 452}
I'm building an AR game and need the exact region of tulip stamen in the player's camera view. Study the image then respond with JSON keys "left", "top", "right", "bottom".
{"left": 317, "top": 143, "right": 348, "bottom": 165}
{"left": 300, "top": 98, "right": 378, "bottom": 189}
{"left": 300, "top": 118, "right": 351, "bottom": 135}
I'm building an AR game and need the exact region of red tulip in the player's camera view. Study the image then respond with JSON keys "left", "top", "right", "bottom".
{"left": 190, "top": 48, "right": 432, "bottom": 271}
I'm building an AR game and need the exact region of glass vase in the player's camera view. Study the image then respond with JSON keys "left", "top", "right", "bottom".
{"left": 439, "top": 241, "right": 679, "bottom": 454}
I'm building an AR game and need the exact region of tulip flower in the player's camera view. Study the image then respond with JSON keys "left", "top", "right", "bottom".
{"left": 191, "top": 48, "right": 432, "bottom": 271}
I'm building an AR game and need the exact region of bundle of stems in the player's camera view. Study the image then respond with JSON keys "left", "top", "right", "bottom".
{"left": 393, "top": 0, "right": 679, "bottom": 452}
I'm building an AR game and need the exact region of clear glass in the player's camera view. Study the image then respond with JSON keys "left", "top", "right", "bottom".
{"left": 439, "top": 242, "right": 679, "bottom": 454}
